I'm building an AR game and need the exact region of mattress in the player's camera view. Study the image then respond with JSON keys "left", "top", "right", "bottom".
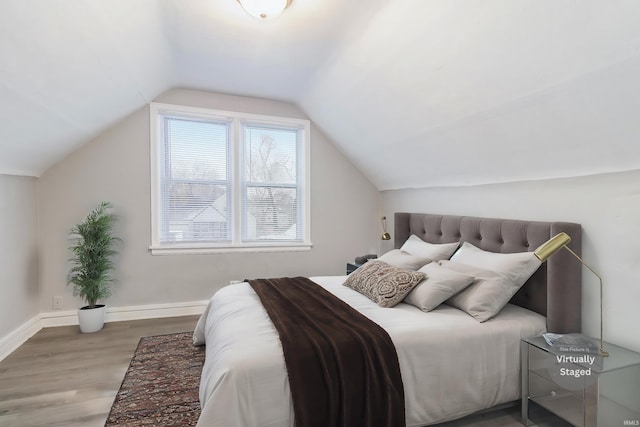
{"left": 193, "top": 275, "right": 546, "bottom": 426}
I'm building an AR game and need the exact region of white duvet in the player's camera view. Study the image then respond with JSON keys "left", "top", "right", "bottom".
{"left": 193, "top": 276, "right": 546, "bottom": 427}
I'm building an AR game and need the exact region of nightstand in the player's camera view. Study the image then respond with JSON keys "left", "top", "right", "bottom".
{"left": 346, "top": 262, "right": 361, "bottom": 275}
{"left": 521, "top": 335, "right": 640, "bottom": 426}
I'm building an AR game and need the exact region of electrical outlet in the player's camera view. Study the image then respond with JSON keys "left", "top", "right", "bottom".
{"left": 53, "top": 296, "right": 63, "bottom": 310}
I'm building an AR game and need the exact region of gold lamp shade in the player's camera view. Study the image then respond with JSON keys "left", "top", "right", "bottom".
{"left": 534, "top": 232, "right": 571, "bottom": 262}
{"left": 381, "top": 216, "right": 391, "bottom": 241}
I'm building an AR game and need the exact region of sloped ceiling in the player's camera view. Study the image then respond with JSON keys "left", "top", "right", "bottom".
{"left": 2, "top": 0, "right": 640, "bottom": 190}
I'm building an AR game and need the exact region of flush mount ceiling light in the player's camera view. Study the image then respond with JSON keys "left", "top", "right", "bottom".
{"left": 237, "top": 0, "right": 291, "bottom": 20}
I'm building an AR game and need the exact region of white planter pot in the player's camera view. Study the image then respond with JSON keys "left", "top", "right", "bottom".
{"left": 77, "top": 305, "right": 106, "bottom": 333}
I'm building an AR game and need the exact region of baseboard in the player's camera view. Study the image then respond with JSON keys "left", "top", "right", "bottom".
{"left": 1, "top": 300, "right": 209, "bottom": 361}
{"left": 40, "top": 309, "right": 78, "bottom": 328}
{"left": 40, "top": 300, "right": 210, "bottom": 327}
{"left": 0, "top": 315, "right": 43, "bottom": 362}
{"left": 106, "top": 300, "right": 209, "bottom": 322}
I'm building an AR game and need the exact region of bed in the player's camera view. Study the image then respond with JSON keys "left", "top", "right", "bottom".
{"left": 193, "top": 212, "right": 582, "bottom": 426}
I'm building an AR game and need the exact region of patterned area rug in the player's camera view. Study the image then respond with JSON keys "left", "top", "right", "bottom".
{"left": 105, "top": 332, "right": 205, "bottom": 426}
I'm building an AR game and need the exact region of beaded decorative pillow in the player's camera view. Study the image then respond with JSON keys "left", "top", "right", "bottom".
{"left": 344, "top": 261, "right": 426, "bottom": 308}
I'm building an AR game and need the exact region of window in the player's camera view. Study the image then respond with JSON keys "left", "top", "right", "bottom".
{"left": 150, "top": 102, "right": 311, "bottom": 254}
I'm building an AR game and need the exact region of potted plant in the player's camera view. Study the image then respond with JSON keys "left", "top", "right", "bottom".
{"left": 67, "top": 202, "right": 121, "bottom": 333}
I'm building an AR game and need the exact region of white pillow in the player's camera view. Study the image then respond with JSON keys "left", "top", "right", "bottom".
{"left": 378, "top": 249, "right": 431, "bottom": 271}
{"left": 403, "top": 263, "right": 475, "bottom": 312}
{"left": 441, "top": 242, "right": 542, "bottom": 322}
{"left": 449, "top": 242, "right": 541, "bottom": 289}
{"left": 400, "top": 235, "right": 460, "bottom": 261}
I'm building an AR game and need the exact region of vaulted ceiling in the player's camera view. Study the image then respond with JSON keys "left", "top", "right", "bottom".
{"left": 2, "top": 0, "right": 640, "bottom": 190}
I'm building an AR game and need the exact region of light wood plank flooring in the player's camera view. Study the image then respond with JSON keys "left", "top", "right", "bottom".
{"left": 0, "top": 316, "right": 560, "bottom": 427}
{"left": 0, "top": 316, "right": 198, "bottom": 427}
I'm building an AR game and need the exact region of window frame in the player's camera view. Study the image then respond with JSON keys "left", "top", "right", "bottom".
{"left": 149, "top": 102, "right": 312, "bottom": 255}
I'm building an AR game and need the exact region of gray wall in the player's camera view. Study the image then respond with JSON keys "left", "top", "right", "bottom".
{"left": 37, "top": 89, "right": 380, "bottom": 311}
{"left": 0, "top": 175, "right": 39, "bottom": 338}
{"left": 381, "top": 170, "right": 640, "bottom": 353}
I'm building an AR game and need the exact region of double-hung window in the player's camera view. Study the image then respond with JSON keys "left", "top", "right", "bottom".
{"left": 150, "top": 102, "right": 311, "bottom": 254}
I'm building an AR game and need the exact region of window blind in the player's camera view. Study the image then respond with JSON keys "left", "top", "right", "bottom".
{"left": 159, "top": 116, "right": 231, "bottom": 243}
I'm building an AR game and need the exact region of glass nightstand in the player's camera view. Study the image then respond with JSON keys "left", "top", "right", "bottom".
{"left": 521, "top": 335, "right": 640, "bottom": 426}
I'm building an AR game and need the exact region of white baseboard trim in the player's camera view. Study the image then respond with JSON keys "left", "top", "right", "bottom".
{"left": 106, "top": 300, "right": 209, "bottom": 323}
{"left": 0, "top": 315, "right": 43, "bottom": 362}
{"left": 40, "top": 300, "right": 210, "bottom": 327}
{"left": 1, "top": 300, "right": 209, "bottom": 362}
{"left": 40, "top": 309, "right": 78, "bottom": 328}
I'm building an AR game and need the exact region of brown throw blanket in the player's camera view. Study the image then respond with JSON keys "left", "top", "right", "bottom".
{"left": 248, "top": 277, "right": 405, "bottom": 427}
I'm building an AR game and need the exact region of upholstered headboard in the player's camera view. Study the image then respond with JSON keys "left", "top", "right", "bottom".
{"left": 394, "top": 213, "right": 582, "bottom": 333}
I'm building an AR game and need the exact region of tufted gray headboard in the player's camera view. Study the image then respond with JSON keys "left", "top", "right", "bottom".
{"left": 394, "top": 212, "right": 582, "bottom": 333}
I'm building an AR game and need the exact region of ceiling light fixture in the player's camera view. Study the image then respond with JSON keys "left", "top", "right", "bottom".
{"left": 237, "top": 0, "right": 292, "bottom": 20}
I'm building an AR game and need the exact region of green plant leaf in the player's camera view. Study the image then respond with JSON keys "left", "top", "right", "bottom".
{"left": 67, "top": 202, "right": 120, "bottom": 308}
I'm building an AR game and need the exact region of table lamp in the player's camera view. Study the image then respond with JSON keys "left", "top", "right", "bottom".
{"left": 534, "top": 232, "right": 608, "bottom": 356}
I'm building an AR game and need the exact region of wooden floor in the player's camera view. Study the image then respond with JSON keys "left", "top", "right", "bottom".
{"left": 0, "top": 316, "right": 199, "bottom": 427}
{"left": 0, "top": 316, "right": 561, "bottom": 427}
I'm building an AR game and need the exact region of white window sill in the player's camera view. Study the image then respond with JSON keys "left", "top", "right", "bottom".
{"left": 149, "top": 242, "right": 313, "bottom": 255}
